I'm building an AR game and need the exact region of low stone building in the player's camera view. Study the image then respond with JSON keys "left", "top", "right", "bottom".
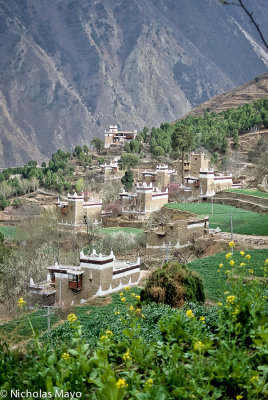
{"left": 146, "top": 207, "right": 209, "bottom": 254}
{"left": 45, "top": 250, "right": 140, "bottom": 305}
{"left": 55, "top": 192, "right": 102, "bottom": 227}
{"left": 141, "top": 164, "right": 176, "bottom": 188}
{"left": 104, "top": 125, "right": 138, "bottom": 149}
{"left": 119, "top": 182, "right": 169, "bottom": 215}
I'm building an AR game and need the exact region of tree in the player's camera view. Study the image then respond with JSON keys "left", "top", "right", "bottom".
{"left": 119, "top": 153, "right": 140, "bottom": 170}
{"left": 75, "top": 178, "right": 84, "bottom": 193}
{"left": 171, "top": 125, "right": 195, "bottom": 184}
{"left": 73, "top": 145, "right": 83, "bottom": 157}
{"left": 140, "top": 261, "right": 205, "bottom": 307}
{"left": 83, "top": 144, "right": 89, "bottom": 155}
{"left": 121, "top": 170, "right": 134, "bottom": 191}
{"left": 91, "top": 137, "right": 104, "bottom": 154}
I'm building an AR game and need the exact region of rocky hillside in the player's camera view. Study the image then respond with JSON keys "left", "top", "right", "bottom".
{"left": 0, "top": 0, "right": 268, "bottom": 167}
{"left": 176, "top": 72, "right": 268, "bottom": 120}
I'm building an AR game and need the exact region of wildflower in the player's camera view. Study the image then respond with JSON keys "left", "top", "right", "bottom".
{"left": 129, "top": 305, "right": 135, "bottom": 311}
{"left": 236, "top": 396, "right": 243, "bottom": 400}
{"left": 124, "top": 286, "right": 130, "bottom": 291}
{"left": 145, "top": 378, "right": 154, "bottom": 388}
{"left": 218, "top": 263, "right": 224, "bottom": 268}
{"left": 121, "top": 297, "right": 126, "bottom": 302}
{"left": 248, "top": 269, "right": 254, "bottom": 274}
{"left": 67, "top": 313, "right": 77, "bottom": 323}
{"left": 226, "top": 252, "right": 232, "bottom": 259}
{"left": 135, "top": 295, "right": 141, "bottom": 300}
{"left": 194, "top": 341, "right": 205, "bottom": 351}
{"left": 229, "top": 260, "right": 235, "bottom": 267}
{"left": 141, "top": 314, "right": 145, "bottom": 318}
{"left": 245, "top": 254, "right": 251, "bottom": 260}
{"left": 225, "top": 270, "right": 230, "bottom": 274}
{"left": 199, "top": 316, "right": 205, "bottom": 324}
{"left": 224, "top": 291, "right": 229, "bottom": 295}
{"left": 61, "top": 353, "right": 70, "bottom": 360}
{"left": 240, "top": 251, "right": 245, "bottom": 256}
{"left": 186, "top": 309, "right": 194, "bottom": 318}
{"left": 240, "top": 262, "right": 246, "bottom": 267}
{"left": 100, "top": 335, "right": 108, "bottom": 341}
{"left": 115, "top": 310, "right": 120, "bottom": 315}
{"left": 229, "top": 241, "right": 235, "bottom": 248}
{"left": 232, "top": 307, "right": 240, "bottom": 316}
{"left": 17, "top": 297, "right": 26, "bottom": 309}
{"left": 217, "top": 302, "right": 223, "bottom": 306}
{"left": 119, "top": 292, "right": 124, "bottom": 297}
{"left": 217, "top": 270, "right": 220, "bottom": 273}
{"left": 266, "top": 259, "right": 268, "bottom": 265}
{"left": 116, "top": 379, "right": 128, "bottom": 389}
{"left": 105, "top": 330, "right": 113, "bottom": 336}
{"left": 226, "top": 295, "right": 236, "bottom": 304}
{"left": 136, "top": 308, "right": 141, "bottom": 313}
{"left": 123, "top": 349, "right": 131, "bottom": 361}
{"left": 131, "top": 293, "right": 136, "bottom": 297}
{"left": 251, "top": 375, "right": 259, "bottom": 382}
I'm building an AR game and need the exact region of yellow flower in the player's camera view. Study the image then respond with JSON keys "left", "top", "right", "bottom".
{"left": 229, "top": 260, "right": 235, "bottom": 267}
{"left": 17, "top": 297, "right": 26, "bottom": 309}
{"left": 131, "top": 292, "right": 136, "bottom": 297}
{"left": 245, "top": 254, "right": 251, "bottom": 260}
{"left": 232, "top": 307, "right": 240, "bottom": 315}
{"left": 229, "top": 241, "right": 235, "bottom": 248}
{"left": 226, "top": 252, "right": 232, "bottom": 259}
{"left": 141, "top": 314, "right": 145, "bottom": 318}
{"left": 194, "top": 341, "right": 205, "bottom": 351}
{"left": 266, "top": 259, "right": 268, "bottom": 265}
{"left": 116, "top": 378, "right": 128, "bottom": 389}
{"left": 226, "top": 295, "right": 236, "bottom": 304}
{"left": 135, "top": 295, "right": 141, "bottom": 300}
{"left": 115, "top": 310, "right": 120, "bottom": 315}
{"left": 124, "top": 286, "right": 130, "bottom": 291}
{"left": 218, "top": 263, "right": 224, "bottom": 268}
{"left": 240, "top": 263, "right": 246, "bottom": 267}
{"left": 100, "top": 335, "right": 108, "bottom": 341}
{"left": 123, "top": 349, "right": 131, "bottom": 361}
{"left": 61, "top": 353, "right": 70, "bottom": 360}
{"left": 105, "top": 330, "right": 113, "bottom": 336}
{"left": 217, "top": 302, "right": 223, "bottom": 306}
{"left": 186, "top": 309, "right": 194, "bottom": 318}
{"left": 225, "top": 270, "right": 230, "bottom": 274}
{"left": 136, "top": 308, "right": 141, "bottom": 313}
{"left": 236, "top": 396, "right": 243, "bottom": 400}
{"left": 119, "top": 292, "right": 124, "bottom": 297}
{"left": 248, "top": 269, "right": 254, "bottom": 274}
{"left": 199, "top": 316, "right": 205, "bottom": 324}
{"left": 224, "top": 291, "right": 229, "bottom": 295}
{"left": 121, "top": 297, "right": 126, "bottom": 302}
{"left": 67, "top": 313, "right": 77, "bottom": 323}
{"left": 240, "top": 251, "right": 245, "bottom": 256}
{"left": 251, "top": 375, "right": 259, "bottom": 382}
{"left": 129, "top": 305, "right": 135, "bottom": 311}
{"left": 145, "top": 378, "right": 154, "bottom": 388}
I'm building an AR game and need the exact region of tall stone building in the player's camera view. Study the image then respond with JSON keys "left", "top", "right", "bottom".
{"left": 104, "top": 125, "right": 138, "bottom": 149}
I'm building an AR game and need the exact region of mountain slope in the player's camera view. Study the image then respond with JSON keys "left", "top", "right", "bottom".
{"left": 0, "top": 0, "right": 267, "bottom": 167}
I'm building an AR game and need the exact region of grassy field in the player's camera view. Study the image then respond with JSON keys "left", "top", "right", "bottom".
{"left": 187, "top": 249, "right": 268, "bottom": 301}
{"left": 225, "top": 188, "right": 268, "bottom": 198}
{"left": 165, "top": 203, "right": 268, "bottom": 235}
{"left": 0, "top": 225, "right": 27, "bottom": 241}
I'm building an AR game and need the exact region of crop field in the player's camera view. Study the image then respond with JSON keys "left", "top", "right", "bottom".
{"left": 225, "top": 188, "right": 268, "bottom": 198}
{"left": 99, "top": 227, "right": 144, "bottom": 238}
{"left": 165, "top": 202, "right": 268, "bottom": 235}
{"left": 187, "top": 249, "right": 268, "bottom": 301}
{"left": 0, "top": 225, "right": 18, "bottom": 240}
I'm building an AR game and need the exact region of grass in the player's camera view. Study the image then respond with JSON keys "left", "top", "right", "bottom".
{"left": 0, "top": 225, "right": 27, "bottom": 241}
{"left": 165, "top": 203, "right": 268, "bottom": 235}
{"left": 187, "top": 249, "right": 268, "bottom": 301}
{"left": 225, "top": 188, "right": 268, "bottom": 198}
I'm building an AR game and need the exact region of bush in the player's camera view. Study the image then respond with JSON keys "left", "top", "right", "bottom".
{"left": 141, "top": 261, "right": 205, "bottom": 307}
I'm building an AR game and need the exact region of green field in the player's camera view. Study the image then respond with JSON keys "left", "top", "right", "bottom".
{"left": 187, "top": 249, "right": 268, "bottom": 301}
{"left": 0, "top": 225, "right": 27, "bottom": 241}
{"left": 225, "top": 188, "right": 268, "bottom": 198}
{"left": 165, "top": 203, "right": 268, "bottom": 235}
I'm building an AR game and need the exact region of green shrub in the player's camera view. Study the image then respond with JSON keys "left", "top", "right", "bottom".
{"left": 141, "top": 261, "right": 205, "bottom": 307}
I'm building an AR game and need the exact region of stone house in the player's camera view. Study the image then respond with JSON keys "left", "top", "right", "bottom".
{"left": 141, "top": 164, "right": 176, "bottom": 189}
{"left": 55, "top": 192, "right": 102, "bottom": 227}
{"left": 104, "top": 125, "right": 138, "bottom": 149}
{"left": 44, "top": 250, "right": 140, "bottom": 305}
{"left": 119, "top": 182, "right": 169, "bottom": 215}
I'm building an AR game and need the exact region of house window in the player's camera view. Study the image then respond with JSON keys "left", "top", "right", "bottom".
{"left": 68, "top": 274, "right": 83, "bottom": 291}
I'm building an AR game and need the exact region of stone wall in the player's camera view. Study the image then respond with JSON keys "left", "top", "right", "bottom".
{"left": 214, "top": 191, "right": 268, "bottom": 207}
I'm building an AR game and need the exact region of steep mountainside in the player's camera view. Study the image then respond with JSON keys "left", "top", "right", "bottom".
{"left": 175, "top": 72, "right": 268, "bottom": 120}
{"left": 0, "top": 0, "right": 267, "bottom": 167}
